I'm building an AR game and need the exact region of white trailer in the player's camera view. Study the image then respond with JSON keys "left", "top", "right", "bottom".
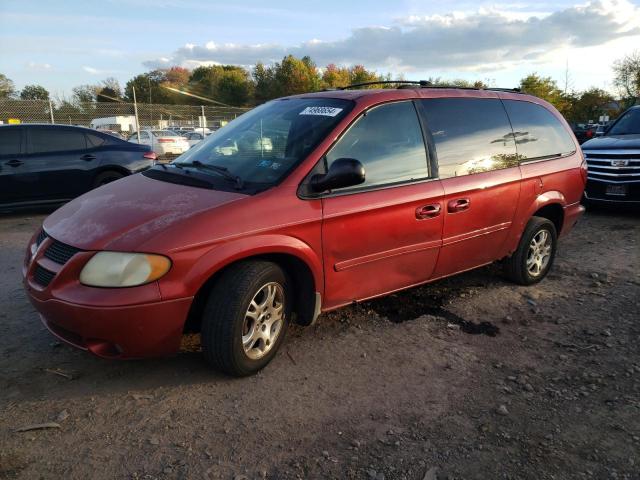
{"left": 90, "top": 115, "right": 138, "bottom": 133}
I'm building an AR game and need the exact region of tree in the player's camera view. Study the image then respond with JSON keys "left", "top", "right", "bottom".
{"left": 0, "top": 73, "right": 16, "bottom": 99}
{"left": 96, "top": 77, "right": 123, "bottom": 102}
{"left": 253, "top": 62, "right": 275, "bottom": 104}
{"left": 613, "top": 51, "right": 640, "bottom": 106}
{"left": 321, "top": 64, "right": 351, "bottom": 89}
{"left": 188, "top": 65, "right": 253, "bottom": 106}
{"left": 20, "top": 84, "right": 50, "bottom": 100}
{"left": 72, "top": 84, "right": 97, "bottom": 104}
{"left": 272, "top": 55, "right": 320, "bottom": 97}
{"left": 124, "top": 70, "right": 176, "bottom": 104}
{"left": 570, "top": 88, "right": 617, "bottom": 123}
{"left": 519, "top": 74, "right": 570, "bottom": 116}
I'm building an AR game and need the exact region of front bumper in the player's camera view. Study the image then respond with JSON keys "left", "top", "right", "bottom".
{"left": 23, "top": 231, "right": 193, "bottom": 359}
{"left": 29, "top": 294, "right": 192, "bottom": 358}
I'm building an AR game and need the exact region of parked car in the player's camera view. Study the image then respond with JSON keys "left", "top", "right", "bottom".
{"left": 571, "top": 123, "right": 597, "bottom": 144}
{"left": 0, "top": 124, "right": 156, "bottom": 211}
{"left": 23, "top": 85, "right": 586, "bottom": 376}
{"left": 127, "top": 130, "right": 189, "bottom": 159}
{"left": 184, "top": 131, "right": 209, "bottom": 148}
{"left": 581, "top": 105, "right": 640, "bottom": 204}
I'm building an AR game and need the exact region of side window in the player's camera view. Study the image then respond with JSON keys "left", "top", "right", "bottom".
{"left": 30, "top": 128, "right": 87, "bottom": 154}
{"left": 86, "top": 133, "right": 107, "bottom": 148}
{"left": 326, "top": 101, "right": 429, "bottom": 190}
{"left": 420, "top": 98, "right": 517, "bottom": 179}
{"left": 0, "top": 128, "right": 22, "bottom": 156}
{"left": 502, "top": 100, "right": 576, "bottom": 161}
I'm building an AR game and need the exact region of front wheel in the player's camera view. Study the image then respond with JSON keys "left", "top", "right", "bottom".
{"left": 201, "top": 261, "right": 291, "bottom": 376}
{"left": 503, "top": 216, "right": 557, "bottom": 285}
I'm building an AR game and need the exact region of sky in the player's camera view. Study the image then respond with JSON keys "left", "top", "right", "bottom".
{"left": 1, "top": 0, "right": 639, "bottom": 98}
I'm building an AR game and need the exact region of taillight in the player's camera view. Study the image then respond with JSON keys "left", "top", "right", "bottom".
{"left": 143, "top": 151, "right": 157, "bottom": 160}
{"left": 586, "top": 129, "right": 594, "bottom": 138}
{"left": 580, "top": 158, "right": 588, "bottom": 185}
{"left": 157, "top": 138, "right": 174, "bottom": 143}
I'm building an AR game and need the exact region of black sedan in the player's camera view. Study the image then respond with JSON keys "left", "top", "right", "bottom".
{"left": 0, "top": 124, "right": 157, "bottom": 211}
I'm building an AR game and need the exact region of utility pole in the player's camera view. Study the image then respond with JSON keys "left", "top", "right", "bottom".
{"left": 201, "top": 105, "right": 206, "bottom": 136}
{"left": 48, "top": 99, "right": 55, "bottom": 124}
{"left": 133, "top": 87, "right": 141, "bottom": 143}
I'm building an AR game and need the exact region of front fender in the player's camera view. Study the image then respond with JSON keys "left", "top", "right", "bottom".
{"left": 158, "top": 234, "right": 323, "bottom": 300}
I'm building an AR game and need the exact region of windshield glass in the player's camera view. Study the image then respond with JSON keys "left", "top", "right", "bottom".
{"left": 607, "top": 108, "right": 640, "bottom": 136}
{"left": 173, "top": 98, "right": 353, "bottom": 187}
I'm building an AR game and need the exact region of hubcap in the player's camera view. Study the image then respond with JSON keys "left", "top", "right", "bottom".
{"left": 526, "top": 229, "right": 552, "bottom": 277}
{"left": 242, "top": 282, "right": 285, "bottom": 360}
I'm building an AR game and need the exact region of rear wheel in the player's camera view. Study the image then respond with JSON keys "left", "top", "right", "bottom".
{"left": 93, "top": 171, "right": 124, "bottom": 188}
{"left": 503, "top": 216, "right": 557, "bottom": 285}
{"left": 201, "top": 261, "right": 291, "bottom": 376}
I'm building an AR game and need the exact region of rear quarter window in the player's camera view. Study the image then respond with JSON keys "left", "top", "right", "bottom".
{"left": 502, "top": 100, "right": 576, "bottom": 161}
{"left": 420, "top": 98, "right": 518, "bottom": 179}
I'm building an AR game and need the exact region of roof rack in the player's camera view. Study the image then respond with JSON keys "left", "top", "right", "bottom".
{"left": 338, "top": 80, "right": 521, "bottom": 93}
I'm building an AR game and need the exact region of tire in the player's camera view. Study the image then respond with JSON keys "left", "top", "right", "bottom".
{"left": 503, "top": 216, "right": 557, "bottom": 286}
{"left": 201, "top": 261, "right": 291, "bottom": 376}
{"left": 94, "top": 171, "right": 125, "bottom": 188}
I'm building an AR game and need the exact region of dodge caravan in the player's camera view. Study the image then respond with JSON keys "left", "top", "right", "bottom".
{"left": 23, "top": 83, "right": 586, "bottom": 376}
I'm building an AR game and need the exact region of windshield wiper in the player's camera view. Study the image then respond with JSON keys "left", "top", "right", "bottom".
{"left": 173, "top": 161, "right": 244, "bottom": 189}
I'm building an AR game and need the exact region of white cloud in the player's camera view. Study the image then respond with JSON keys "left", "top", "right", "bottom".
{"left": 143, "top": 0, "right": 640, "bottom": 75}
{"left": 26, "top": 61, "right": 52, "bottom": 71}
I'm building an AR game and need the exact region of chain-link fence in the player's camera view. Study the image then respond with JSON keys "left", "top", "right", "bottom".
{"left": 0, "top": 100, "right": 250, "bottom": 133}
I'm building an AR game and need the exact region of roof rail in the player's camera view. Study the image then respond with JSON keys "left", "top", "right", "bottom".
{"left": 338, "top": 80, "right": 521, "bottom": 93}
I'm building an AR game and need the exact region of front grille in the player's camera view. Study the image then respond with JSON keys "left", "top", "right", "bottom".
{"left": 44, "top": 240, "right": 81, "bottom": 265}
{"left": 583, "top": 150, "right": 640, "bottom": 184}
{"left": 33, "top": 265, "right": 56, "bottom": 287}
{"left": 36, "top": 229, "right": 47, "bottom": 246}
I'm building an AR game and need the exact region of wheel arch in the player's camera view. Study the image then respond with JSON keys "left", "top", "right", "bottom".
{"left": 182, "top": 237, "right": 322, "bottom": 333}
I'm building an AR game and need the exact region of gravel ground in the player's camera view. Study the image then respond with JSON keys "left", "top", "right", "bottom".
{"left": 0, "top": 206, "right": 639, "bottom": 480}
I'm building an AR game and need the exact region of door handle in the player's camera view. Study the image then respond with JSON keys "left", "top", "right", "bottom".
{"left": 80, "top": 154, "right": 96, "bottom": 161}
{"left": 447, "top": 198, "right": 470, "bottom": 213}
{"left": 416, "top": 203, "right": 441, "bottom": 219}
{"left": 5, "top": 159, "right": 23, "bottom": 167}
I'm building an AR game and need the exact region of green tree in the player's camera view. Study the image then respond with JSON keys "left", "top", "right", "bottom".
{"left": 0, "top": 73, "right": 16, "bottom": 99}
{"left": 613, "top": 50, "right": 640, "bottom": 106}
{"left": 253, "top": 62, "right": 275, "bottom": 103}
{"left": 272, "top": 55, "right": 321, "bottom": 97}
{"left": 519, "top": 74, "right": 570, "bottom": 116}
{"left": 570, "top": 87, "right": 617, "bottom": 123}
{"left": 188, "top": 65, "right": 253, "bottom": 106}
{"left": 20, "top": 84, "right": 50, "bottom": 100}
{"left": 72, "top": 84, "right": 97, "bottom": 104}
{"left": 124, "top": 70, "right": 173, "bottom": 104}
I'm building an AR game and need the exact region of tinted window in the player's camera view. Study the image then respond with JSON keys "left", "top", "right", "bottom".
{"left": 0, "top": 128, "right": 21, "bottom": 155}
{"left": 326, "top": 101, "right": 429, "bottom": 189}
{"left": 502, "top": 100, "right": 575, "bottom": 161}
{"left": 86, "top": 132, "right": 107, "bottom": 148}
{"left": 420, "top": 98, "right": 517, "bottom": 178}
{"left": 30, "top": 128, "right": 86, "bottom": 153}
{"left": 607, "top": 108, "right": 640, "bottom": 136}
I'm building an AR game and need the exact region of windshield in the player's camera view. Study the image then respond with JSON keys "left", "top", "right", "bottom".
{"left": 172, "top": 98, "right": 353, "bottom": 188}
{"left": 607, "top": 108, "right": 640, "bottom": 136}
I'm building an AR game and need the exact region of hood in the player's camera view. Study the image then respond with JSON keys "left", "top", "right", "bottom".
{"left": 43, "top": 173, "right": 247, "bottom": 251}
{"left": 581, "top": 134, "right": 640, "bottom": 150}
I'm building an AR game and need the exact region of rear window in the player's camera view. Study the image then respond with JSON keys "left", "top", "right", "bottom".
{"left": 30, "top": 128, "right": 87, "bottom": 153}
{"left": 502, "top": 100, "right": 575, "bottom": 161}
{"left": 420, "top": 98, "right": 518, "bottom": 178}
{"left": 0, "top": 128, "right": 21, "bottom": 156}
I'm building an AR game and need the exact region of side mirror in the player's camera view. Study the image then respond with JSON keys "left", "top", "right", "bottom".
{"left": 310, "top": 158, "right": 365, "bottom": 193}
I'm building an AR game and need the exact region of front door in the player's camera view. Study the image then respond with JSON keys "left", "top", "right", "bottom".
{"left": 418, "top": 97, "right": 522, "bottom": 277}
{"left": 320, "top": 100, "right": 445, "bottom": 309}
{"left": 0, "top": 126, "right": 26, "bottom": 205}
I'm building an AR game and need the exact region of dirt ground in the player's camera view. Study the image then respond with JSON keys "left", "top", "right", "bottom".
{"left": 0, "top": 207, "right": 639, "bottom": 480}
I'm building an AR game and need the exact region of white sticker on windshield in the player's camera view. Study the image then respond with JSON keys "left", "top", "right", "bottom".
{"left": 299, "top": 106, "right": 343, "bottom": 117}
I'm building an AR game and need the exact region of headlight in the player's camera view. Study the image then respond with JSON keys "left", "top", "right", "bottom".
{"left": 79, "top": 252, "right": 171, "bottom": 287}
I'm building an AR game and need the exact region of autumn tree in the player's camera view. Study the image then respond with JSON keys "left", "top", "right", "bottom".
{"left": 519, "top": 74, "right": 570, "bottom": 116}
{"left": 20, "top": 84, "right": 50, "bottom": 100}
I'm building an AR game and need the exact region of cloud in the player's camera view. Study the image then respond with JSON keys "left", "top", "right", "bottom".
{"left": 143, "top": 0, "right": 640, "bottom": 72}
{"left": 26, "top": 61, "right": 52, "bottom": 71}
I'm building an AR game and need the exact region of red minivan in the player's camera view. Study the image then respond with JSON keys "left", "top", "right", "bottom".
{"left": 23, "top": 84, "right": 586, "bottom": 376}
